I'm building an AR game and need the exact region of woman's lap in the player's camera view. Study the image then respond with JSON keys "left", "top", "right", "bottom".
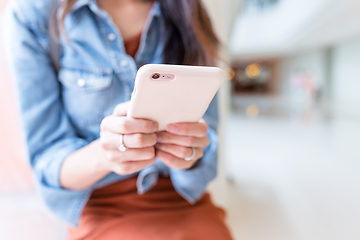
{"left": 67, "top": 176, "right": 233, "bottom": 240}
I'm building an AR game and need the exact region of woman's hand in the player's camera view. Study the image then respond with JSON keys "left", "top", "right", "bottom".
{"left": 59, "top": 101, "right": 158, "bottom": 190}
{"left": 155, "top": 119, "right": 210, "bottom": 170}
{"left": 99, "top": 101, "right": 159, "bottom": 175}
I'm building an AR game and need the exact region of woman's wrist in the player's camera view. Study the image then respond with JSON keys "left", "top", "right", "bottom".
{"left": 89, "top": 139, "right": 113, "bottom": 176}
{"left": 59, "top": 139, "right": 111, "bottom": 190}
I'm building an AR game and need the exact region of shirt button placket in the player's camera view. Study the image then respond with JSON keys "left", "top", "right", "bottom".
{"left": 77, "top": 78, "right": 86, "bottom": 88}
{"left": 107, "top": 33, "right": 116, "bottom": 41}
{"left": 120, "top": 59, "right": 128, "bottom": 67}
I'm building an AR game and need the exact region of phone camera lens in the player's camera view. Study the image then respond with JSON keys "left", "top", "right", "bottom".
{"left": 152, "top": 73, "right": 161, "bottom": 80}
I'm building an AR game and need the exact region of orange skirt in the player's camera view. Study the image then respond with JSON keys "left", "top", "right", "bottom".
{"left": 67, "top": 176, "right": 233, "bottom": 240}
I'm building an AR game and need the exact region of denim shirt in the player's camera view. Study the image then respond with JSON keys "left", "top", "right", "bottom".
{"left": 3, "top": 0, "right": 219, "bottom": 226}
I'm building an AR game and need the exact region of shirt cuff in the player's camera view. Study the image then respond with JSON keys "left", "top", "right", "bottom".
{"left": 33, "top": 137, "right": 89, "bottom": 188}
{"left": 169, "top": 127, "right": 218, "bottom": 203}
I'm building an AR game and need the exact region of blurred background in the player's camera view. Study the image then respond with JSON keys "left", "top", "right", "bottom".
{"left": 1, "top": 0, "right": 360, "bottom": 239}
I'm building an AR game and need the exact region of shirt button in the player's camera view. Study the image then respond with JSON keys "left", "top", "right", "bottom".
{"left": 77, "top": 78, "right": 86, "bottom": 87}
{"left": 120, "top": 59, "right": 128, "bottom": 67}
{"left": 107, "top": 33, "right": 116, "bottom": 41}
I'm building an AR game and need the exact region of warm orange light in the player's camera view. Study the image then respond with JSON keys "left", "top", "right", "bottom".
{"left": 245, "top": 63, "right": 262, "bottom": 79}
{"left": 246, "top": 105, "right": 259, "bottom": 118}
{"left": 227, "top": 68, "right": 236, "bottom": 80}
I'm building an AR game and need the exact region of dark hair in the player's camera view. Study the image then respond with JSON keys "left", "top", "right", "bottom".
{"left": 54, "top": 0, "right": 220, "bottom": 66}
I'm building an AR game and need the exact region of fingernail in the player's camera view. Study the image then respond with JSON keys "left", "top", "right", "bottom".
{"left": 152, "top": 123, "right": 158, "bottom": 132}
{"left": 167, "top": 125, "right": 178, "bottom": 133}
{"left": 157, "top": 134, "right": 162, "bottom": 142}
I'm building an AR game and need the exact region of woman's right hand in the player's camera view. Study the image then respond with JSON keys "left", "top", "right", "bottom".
{"left": 99, "top": 101, "right": 158, "bottom": 175}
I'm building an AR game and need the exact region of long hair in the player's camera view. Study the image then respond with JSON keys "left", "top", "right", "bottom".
{"left": 54, "top": 0, "right": 220, "bottom": 66}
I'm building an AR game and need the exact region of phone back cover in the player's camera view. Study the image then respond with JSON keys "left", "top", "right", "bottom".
{"left": 128, "top": 64, "right": 224, "bottom": 131}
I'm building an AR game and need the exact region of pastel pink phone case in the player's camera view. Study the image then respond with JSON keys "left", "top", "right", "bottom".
{"left": 127, "top": 64, "right": 224, "bottom": 131}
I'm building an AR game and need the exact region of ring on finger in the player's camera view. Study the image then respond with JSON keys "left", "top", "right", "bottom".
{"left": 118, "top": 134, "right": 127, "bottom": 152}
{"left": 185, "top": 147, "right": 196, "bottom": 161}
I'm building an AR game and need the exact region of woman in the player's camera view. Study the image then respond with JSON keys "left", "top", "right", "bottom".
{"left": 4, "top": 0, "right": 233, "bottom": 239}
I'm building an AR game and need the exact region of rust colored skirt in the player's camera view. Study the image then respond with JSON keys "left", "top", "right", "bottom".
{"left": 67, "top": 176, "right": 233, "bottom": 240}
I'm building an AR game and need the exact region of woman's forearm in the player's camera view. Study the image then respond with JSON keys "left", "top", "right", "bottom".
{"left": 59, "top": 139, "right": 111, "bottom": 190}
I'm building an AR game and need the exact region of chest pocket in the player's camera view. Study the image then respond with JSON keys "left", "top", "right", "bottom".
{"left": 58, "top": 67, "right": 113, "bottom": 129}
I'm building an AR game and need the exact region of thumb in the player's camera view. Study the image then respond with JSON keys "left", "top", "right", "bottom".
{"left": 113, "top": 101, "right": 131, "bottom": 116}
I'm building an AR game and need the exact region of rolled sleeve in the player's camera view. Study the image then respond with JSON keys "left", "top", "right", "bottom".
{"left": 170, "top": 93, "right": 220, "bottom": 203}
{"left": 34, "top": 137, "right": 89, "bottom": 188}
{"left": 3, "top": 2, "right": 89, "bottom": 191}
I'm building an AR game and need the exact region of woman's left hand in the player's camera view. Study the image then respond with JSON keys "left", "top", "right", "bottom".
{"left": 155, "top": 119, "right": 210, "bottom": 170}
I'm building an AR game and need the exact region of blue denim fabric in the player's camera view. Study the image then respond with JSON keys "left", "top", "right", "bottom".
{"left": 3, "top": 0, "right": 219, "bottom": 226}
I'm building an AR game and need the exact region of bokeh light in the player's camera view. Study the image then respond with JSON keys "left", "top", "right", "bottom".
{"left": 245, "top": 63, "right": 262, "bottom": 79}
{"left": 246, "top": 105, "right": 260, "bottom": 118}
{"left": 227, "top": 68, "right": 236, "bottom": 80}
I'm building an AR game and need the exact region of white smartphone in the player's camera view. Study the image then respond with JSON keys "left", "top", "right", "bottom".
{"left": 127, "top": 64, "right": 224, "bottom": 131}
